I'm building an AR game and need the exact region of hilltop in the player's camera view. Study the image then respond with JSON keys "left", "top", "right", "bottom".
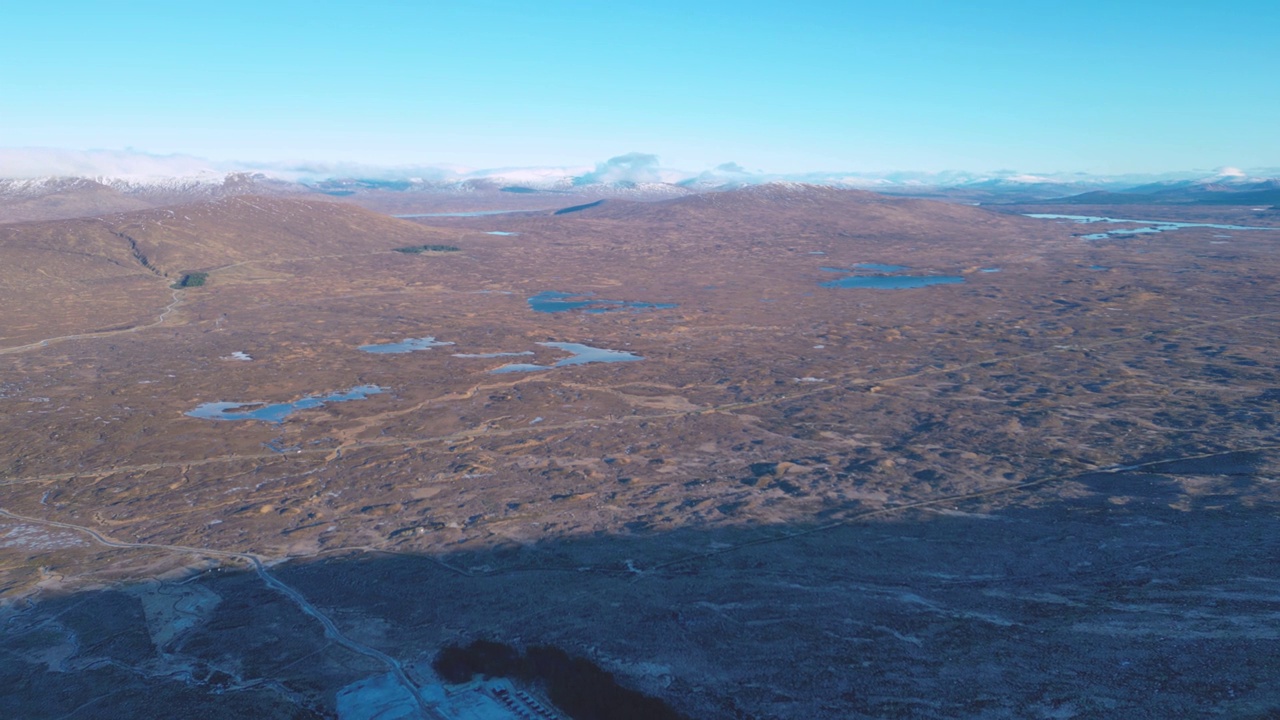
{"left": 0, "top": 173, "right": 304, "bottom": 224}
{"left": 464, "top": 183, "right": 1056, "bottom": 253}
{"left": 4, "top": 164, "right": 1275, "bottom": 229}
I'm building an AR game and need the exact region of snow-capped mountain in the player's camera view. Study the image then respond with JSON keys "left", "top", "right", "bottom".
{"left": 2, "top": 148, "right": 1276, "bottom": 223}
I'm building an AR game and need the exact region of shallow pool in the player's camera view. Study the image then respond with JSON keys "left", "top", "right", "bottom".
{"left": 359, "top": 337, "right": 454, "bottom": 354}
{"left": 528, "top": 291, "right": 677, "bottom": 314}
{"left": 187, "top": 385, "right": 385, "bottom": 423}
{"left": 491, "top": 342, "right": 643, "bottom": 373}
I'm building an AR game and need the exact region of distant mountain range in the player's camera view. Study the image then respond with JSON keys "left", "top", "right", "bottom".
{"left": 1044, "top": 174, "right": 1280, "bottom": 206}
{"left": 2, "top": 149, "right": 1276, "bottom": 224}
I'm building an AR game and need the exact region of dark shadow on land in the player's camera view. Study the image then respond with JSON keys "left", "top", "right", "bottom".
{"left": 3, "top": 451, "right": 1280, "bottom": 719}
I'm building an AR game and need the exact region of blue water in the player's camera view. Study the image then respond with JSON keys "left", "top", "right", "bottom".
{"left": 186, "top": 385, "right": 385, "bottom": 423}
{"left": 491, "top": 342, "right": 643, "bottom": 374}
{"left": 1027, "top": 213, "right": 1280, "bottom": 240}
{"left": 979, "top": 267, "right": 1001, "bottom": 273}
{"left": 1025, "top": 213, "right": 1278, "bottom": 230}
{"left": 359, "top": 337, "right": 454, "bottom": 354}
{"left": 820, "top": 275, "right": 965, "bottom": 289}
{"left": 527, "top": 291, "right": 677, "bottom": 314}
{"left": 490, "top": 363, "right": 550, "bottom": 374}
{"left": 484, "top": 231, "right": 520, "bottom": 236}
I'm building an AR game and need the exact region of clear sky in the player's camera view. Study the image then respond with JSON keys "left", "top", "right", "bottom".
{"left": 2, "top": 0, "right": 1277, "bottom": 174}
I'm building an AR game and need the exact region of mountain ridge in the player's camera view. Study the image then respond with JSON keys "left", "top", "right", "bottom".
{"left": 3, "top": 164, "right": 1277, "bottom": 226}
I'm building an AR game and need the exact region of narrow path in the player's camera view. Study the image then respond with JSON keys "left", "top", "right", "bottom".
{"left": 0, "top": 288, "right": 186, "bottom": 356}
{"left": 0, "top": 507, "right": 440, "bottom": 718}
{"left": 6, "top": 307, "right": 1279, "bottom": 488}
{"left": 0, "top": 248, "right": 401, "bottom": 356}
{"left": 3, "top": 440, "right": 1276, "bottom": 716}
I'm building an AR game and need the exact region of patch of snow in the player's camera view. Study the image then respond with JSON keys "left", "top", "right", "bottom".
{"left": 0, "top": 523, "right": 88, "bottom": 550}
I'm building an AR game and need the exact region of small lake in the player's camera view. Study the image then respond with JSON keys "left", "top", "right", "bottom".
{"left": 1026, "top": 213, "right": 1280, "bottom": 240}
{"left": 528, "top": 291, "right": 677, "bottom": 314}
{"left": 818, "top": 262, "right": 966, "bottom": 290}
{"left": 484, "top": 231, "right": 520, "bottom": 236}
{"left": 187, "top": 385, "right": 385, "bottom": 423}
{"left": 359, "top": 337, "right": 454, "bottom": 354}
{"left": 491, "top": 342, "right": 643, "bottom": 373}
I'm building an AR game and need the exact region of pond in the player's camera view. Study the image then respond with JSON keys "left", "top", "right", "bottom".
{"left": 818, "top": 262, "right": 967, "bottom": 289}
{"left": 1026, "top": 213, "right": 1280, "bottom": 240}
{"left": 491, "top": 342, "right": 643, "bottom": 373}
{"left": 528, "top": 291, "right": 677, "bottom": 314}
{"left": 187, "top": 385, "right": 385, "bottom": 423}
{"left": 359, "top": 337, "right": 455, "bottom": 354}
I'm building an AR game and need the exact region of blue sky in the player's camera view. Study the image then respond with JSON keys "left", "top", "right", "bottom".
{"left": 2, "top": 0, "right": 1277, "bottom": 173}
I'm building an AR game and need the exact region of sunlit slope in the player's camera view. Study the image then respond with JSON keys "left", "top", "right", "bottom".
{"left": 93, "top": 196, "right": 463, "bottom": 276}
{"left": 529, "top": 183, "right": 1056, "bottom": 248}
{"left": 0, "top": 197, "right": 463, "bottom": 348}
{"left": 0, "top": 178, "right": 156, "bottom": 225}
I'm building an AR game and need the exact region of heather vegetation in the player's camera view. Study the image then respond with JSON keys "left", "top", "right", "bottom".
{"left": 393, "top": 244, "right": 460, "bottom": 254}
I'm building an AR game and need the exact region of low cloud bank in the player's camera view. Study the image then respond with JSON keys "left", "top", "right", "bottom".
{"left": 0, "top": 148, "right": 225, "bottom": 181}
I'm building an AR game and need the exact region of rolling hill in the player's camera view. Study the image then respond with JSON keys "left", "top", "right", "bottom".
{"left": 0, "top": 196, "right": 463, "bottom": 347}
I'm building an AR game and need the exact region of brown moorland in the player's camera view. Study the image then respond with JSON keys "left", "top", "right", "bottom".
{"left": 1, "top": 186, "right": 1278, "bottom": 718}
{"left": 0, "top": 197, "right": 464, "bottom": 348}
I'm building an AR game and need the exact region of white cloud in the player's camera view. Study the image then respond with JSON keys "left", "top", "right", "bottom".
{"left": 0, "top": 147, "right": 224, "bottom": 180}
{"left": 573, "top": 152, "right": 665, "bottom": 186}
